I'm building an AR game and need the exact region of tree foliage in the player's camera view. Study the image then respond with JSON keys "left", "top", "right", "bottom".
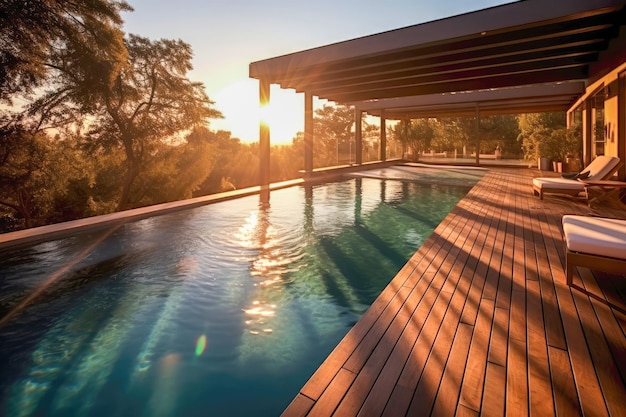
{"left": 517, "top": 112, "right": 566, "bottom": 145}
{"left": 1, "top": 1, "right": 227, "bottom": 229}
{"left": 0, "top": 0, "right": 131, "bottom": 103}
{"left": 85, "top": 35, "right": 222, "bottom": 209}
{"left": 517, "top": 112, "right": 579, "bottom": 163}
{"left": 391, "top": 119, "right": 434, "bottom": 160}
{"left": 26, "top": 34, "right": 223, "bottom": 210}
{"left": 475, "top": 115, "right": 520, "bottom": 156}
{"left": 313, "top": 104, "right": 355, "bottom": 166}
{"left": 0, "top": 125, "right": 85, "bottom": 228}
{"left": 392, "top": 115, "right": 522, "bottom": 159}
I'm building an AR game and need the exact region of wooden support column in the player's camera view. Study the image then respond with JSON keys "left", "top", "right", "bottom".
{"left": 475, "top": 104, "right": 480, "bottom": 165}
{"left": 618, "top": 71, "right": 625, "bottom": 180}
{"left": 304, "top": 92, "right": 313, "bottom": 176}
{"left": 583, "top": 99, "right": 593, "bottom": 166}
{"left": 403, "top": 118, "right": 409, "bottom": 159}
{"left": 259, "top": 79, "right": 270, "bottom": 188}
{"left": 355, "top": 108, "right": 363, "bottom": 165}
{"left": 380, "top": 109, "right": 387, "bottom": 161}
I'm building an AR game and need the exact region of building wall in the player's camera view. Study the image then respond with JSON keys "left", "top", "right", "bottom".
{"left": 570, "top": 61, "right": 626, "bottom": 180}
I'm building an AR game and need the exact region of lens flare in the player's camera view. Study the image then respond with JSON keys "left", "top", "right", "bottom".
{"left": 195, "top": 335, "right": 207, "bottom": 357}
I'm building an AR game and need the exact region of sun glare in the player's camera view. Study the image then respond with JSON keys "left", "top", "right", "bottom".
{"left": 259, "top": 102, "right": 271, "bottom": 127}
{"left": 213, "top": 79, "right": 304, "bottom": 145}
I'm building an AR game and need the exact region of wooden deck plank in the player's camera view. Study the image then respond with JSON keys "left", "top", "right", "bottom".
{"left": 529, "top": 204, "right": 567, "bottom": 350}
{"left": 405, "top": 281, "right": 470, "bottom": 416}
{"left": 281, "top": 168, "right": 626, "bottom": 417}
{"left": 481, "top": 192, "right": 508, "bottom": 302}
{"left": 583, "top": 275, "right": 626, "bottom": 391}
{"left": 456, "top": 404, "right": 479, "bottom": 417}
{"left": 548, "top": 345, "right": 582, "bottom": 417}
{"left": 307, "top": 368, "right": 356, "bottom": 417}
{"left": 592, "top": 271, "right": 626, "bottom": 315}
{"left": 508, "top": 174, "right": 530, "bottom": 416}
{"left": 481, "top": 363, "right": 506, "bottom": 417}
{"left": 506, "top": 336, "right": 528, "bottom": 417}
{"left": 487, "top": 306, "right": 509, "bottom": 368}
{"left": 526, "top": 280, "right": 555, "bottom": 416}
{"left": 282, "top": 395, "right": 315, "bottom": 417}
{"left": 458, "top": 299, "right": 495, "bottom": 413}
{"left": 453, "top": 188, "right": 502, "bottom": 414}
{"left": 458, "top": 180, "right": 496, "bottom": 326}
{"left": 343, "top": 287, "right": 412, "bottom": 373}
{"left": 495, "top": 203, "right": 514, "bottom": 310}
{"left": 430, "top": 323, "right": 473, "bottom": 417}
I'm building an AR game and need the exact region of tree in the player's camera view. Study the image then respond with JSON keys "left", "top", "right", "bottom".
{"left": 391, "top": 119, "right": 434, "bottom": 160}
{"left": 0, "top": 125, "right": 81, "bottom": 229}
{"left": 314, "top": 104, "right": 355, "bottom": 166}
{"left": 431, "top": 118, "right": 473, "bottom": 153}
{"left": 0, "top": 0, "right": 131, "bottom": 103}
{"left": 31, "top": 35, "right": 223, "bottom": 210}
{"left": 362, "top": 121, "right": 381, "bottom": 163}
{"left": 191, "top": 129, "right": 255, "bottom": 195}
{"left": 475, "top": 115, "right": 521, "bottom": 157}
{"left": 517, "top": 112, "right": 566, "bottom": 143}
{"left": 517, "top": 112, "right": 572, "bottom": 163}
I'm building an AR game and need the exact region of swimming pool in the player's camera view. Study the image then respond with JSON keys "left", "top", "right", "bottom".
{"left": 0, "top": 166, "right": 483, "bottom": 417}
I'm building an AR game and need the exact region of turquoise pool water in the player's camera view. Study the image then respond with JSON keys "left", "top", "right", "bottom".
{"left": 0, "top": 166, "right": 483, "bottom": 417}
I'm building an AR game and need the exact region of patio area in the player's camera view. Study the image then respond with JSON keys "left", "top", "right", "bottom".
{"left": 283, "top": 167, "right": 626, "bottom": 417}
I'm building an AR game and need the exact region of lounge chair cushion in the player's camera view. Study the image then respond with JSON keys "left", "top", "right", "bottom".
{"left": 533, "top": 177, "right": 584, "bottom": 191}
{"left": 586, "top": 155, "right": 621, "bottom": 179}
{"left": 562, "top": 215, "right": 626, "bottom": 260}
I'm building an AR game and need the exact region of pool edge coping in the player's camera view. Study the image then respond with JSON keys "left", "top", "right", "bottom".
{"left": 0, "top": 180, "right": 307, "bottom": 250}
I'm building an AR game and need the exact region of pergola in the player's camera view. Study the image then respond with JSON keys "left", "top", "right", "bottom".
{"left": 249, "top": 0, "right": 626, "bottom": 184}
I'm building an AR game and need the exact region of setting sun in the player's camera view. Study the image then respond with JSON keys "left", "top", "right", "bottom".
{"left": 213, "top": 79, "right": 304, "bottom": 145}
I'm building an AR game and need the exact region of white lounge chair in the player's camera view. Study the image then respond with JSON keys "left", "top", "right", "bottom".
{"left": 562, "top": 215, "right": 626, "bottom": 286}
{"left": 532, "top": 156, "right": 621, "bottom": 200}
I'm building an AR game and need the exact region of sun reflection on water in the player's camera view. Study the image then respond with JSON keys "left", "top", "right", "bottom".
{"left": 243, "top": 300, "right": 276, "bottom": 336}
{"left": 233, "top": 212, "right": 262, "bottom": 250}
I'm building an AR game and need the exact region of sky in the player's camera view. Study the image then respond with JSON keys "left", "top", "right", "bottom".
{"left": 122, "top": 0, "right": 515, "bottom": 144}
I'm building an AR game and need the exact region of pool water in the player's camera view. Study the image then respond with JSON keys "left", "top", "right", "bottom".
{"left": 0, "top": 166, "right": 483, "bottom": 417}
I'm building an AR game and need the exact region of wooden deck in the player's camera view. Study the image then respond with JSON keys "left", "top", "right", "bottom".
{"left": 282, "top": 168, "right": 626, "bottom": 417}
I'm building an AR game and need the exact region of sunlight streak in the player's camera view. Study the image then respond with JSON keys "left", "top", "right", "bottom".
{"left": 0, "top": 225, "right": 121, "bottom": 328}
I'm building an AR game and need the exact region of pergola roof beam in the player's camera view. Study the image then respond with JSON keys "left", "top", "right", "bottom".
{"left": 356, "top": 82, "right": 586, "bottom": 118}
{"left": 299, "top": 38, "right": 605, "bottom": 91}
{"left": 311, "top": 55, "right": 595, "bottom": 98}
{"left": 322, "top": 67, "right": 589, "bottom": 102}
{"left": 268, "top": 21, "right": 615, "bottom": 87}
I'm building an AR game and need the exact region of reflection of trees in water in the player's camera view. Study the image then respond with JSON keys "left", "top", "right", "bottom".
{"left": 238, "top": 175, "right": 471, "bottom": 369}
